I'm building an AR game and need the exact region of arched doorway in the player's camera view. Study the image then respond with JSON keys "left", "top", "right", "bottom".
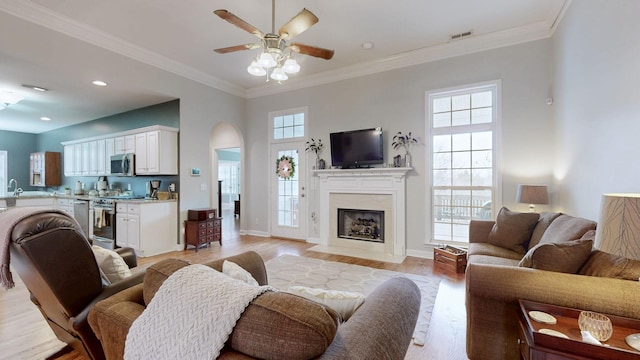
{"left": 210, "top": 123, "right": 243, "bottom": 239}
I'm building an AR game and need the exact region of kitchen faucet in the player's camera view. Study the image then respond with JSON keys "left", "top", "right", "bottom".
{"left": 8, "top": 178, "right": 18, "bottom": 196}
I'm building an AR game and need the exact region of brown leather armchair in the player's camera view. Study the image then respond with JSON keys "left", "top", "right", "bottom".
{"left": 9, "top": 211, "right": 145, "bottom": 360}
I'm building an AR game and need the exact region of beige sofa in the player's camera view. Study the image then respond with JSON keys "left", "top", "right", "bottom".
{"left": 465, "top": 209, "right": 640, "bottom": 360}
{"left": 89, "top": 251, "right": 421, "bottom": 360}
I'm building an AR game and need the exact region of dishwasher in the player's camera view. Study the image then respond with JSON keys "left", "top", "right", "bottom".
{"left": 73, "top": 200, "right": 90, "bottom": 238}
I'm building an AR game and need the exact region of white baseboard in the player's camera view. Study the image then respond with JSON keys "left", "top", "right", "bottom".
{"left": 406, "top": 248, "right": 435, "bottom": 260}
{"left": 306, "top": 236, "right": 320, "bottom": 244}
{"left": 244, "top": 230, "right": 270, "bottom": 237}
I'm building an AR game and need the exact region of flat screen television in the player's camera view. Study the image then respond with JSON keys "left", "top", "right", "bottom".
{"left": 330, "top": 127, "right": 384, "bottom": 168}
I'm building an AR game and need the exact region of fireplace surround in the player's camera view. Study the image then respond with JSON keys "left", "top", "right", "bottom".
{"left": 311, "top": 168, "right": 410, "bottom": 263}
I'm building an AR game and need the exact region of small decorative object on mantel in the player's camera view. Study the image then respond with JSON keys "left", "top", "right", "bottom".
{"left": 305, "top": 138, "right": 325, "bottom": 169}
{"left": 276, "top": 155, "right": 296, "bottom": 180}
{"left": 392, "top": 131, "right": 418, "bottom": 167}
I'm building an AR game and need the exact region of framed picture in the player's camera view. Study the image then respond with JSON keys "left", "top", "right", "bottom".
{"left": 191, "top": 168, "right": 200, "bottom": 176}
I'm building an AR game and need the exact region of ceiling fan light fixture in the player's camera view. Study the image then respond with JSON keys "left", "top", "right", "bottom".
{"left": 247, "top": 60, "right": 267, "bottom": 76}
{"left": 283, "top": 58, "right": 300, "bottom": 74}
{"left": 258, "top": 52, "right": 277, "bottom": 68}
{"left": 270, "top": 67, "right": 288, "bottom": 81}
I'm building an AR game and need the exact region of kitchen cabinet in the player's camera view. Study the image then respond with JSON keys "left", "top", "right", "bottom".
{"left": 116, "top": 203, "right": 140, "bottom": 253}
{"left": 61, "top": 125, "right": 178, "bottom": 176}
{"left": 29, "top": 152, "right": 61, "bottom": 186}
{"left": 134, "top": 129, "right": 178, "bottom": 175}
{"left": 88, "top": 140, "right": 106, "bottom": 175}
{"left": 115, "top": 201, "right": 177, "bottom": 257}
{"left": 55, "top": 198, "right": 75, "bottom": 216}
{"left": 63, "top": 145, "right": 76, "bottom": 176}
{"left": 115, "top": 135, "right": 135, "bottom": 155}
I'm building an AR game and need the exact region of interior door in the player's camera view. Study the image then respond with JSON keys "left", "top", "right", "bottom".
{"left": 270, "top": 142, "right": 306, "bottom": 240}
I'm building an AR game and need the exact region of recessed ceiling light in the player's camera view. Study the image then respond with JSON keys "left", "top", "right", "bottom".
{"left": 92, "top": 80, "right": 108, "bottom": 87}
{"left": 361, "top": 42, "right": 374, "bottom": 50}
{"left": 40, "top": 117, "right": 51, "bottom": 121}
{"left": 22, "top": 84, "right": 48, "bottom": 92}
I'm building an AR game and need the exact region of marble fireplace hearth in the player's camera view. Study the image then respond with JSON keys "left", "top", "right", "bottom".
{"left": 310, "top": 168, "right": 410, "bottom": 263}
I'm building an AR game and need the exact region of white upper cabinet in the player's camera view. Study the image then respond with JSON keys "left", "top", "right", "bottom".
{"left": 61, "top": 126, "right": 178, "bottom": 176}
{"left": 135, "top": 129, "right": 178, "bottom": 175}
{"left": 115, "top": 135, "right": 135, "bottom": 155}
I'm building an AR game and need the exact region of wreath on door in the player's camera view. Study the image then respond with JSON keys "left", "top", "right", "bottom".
{"left": 276, "top": 155, "right": 296, "bottom": 180}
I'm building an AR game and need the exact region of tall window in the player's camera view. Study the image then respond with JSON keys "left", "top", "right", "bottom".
{"left": 0, "top": 151, "right": 7, "bottom": 197}
{"left": 427, "top": 82, "right": 500, "bottom": 243}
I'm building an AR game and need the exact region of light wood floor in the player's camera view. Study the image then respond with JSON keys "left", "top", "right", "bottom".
{"left": 1, "top": 209, "right": 468, "bottom": 360}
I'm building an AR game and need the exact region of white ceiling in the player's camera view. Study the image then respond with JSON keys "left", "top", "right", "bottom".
{"left": 0, "top": 0, "right": 568, "bottom": 134}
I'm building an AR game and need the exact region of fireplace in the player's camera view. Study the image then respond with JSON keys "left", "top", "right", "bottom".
{"left": 311, "top": 168, "right": 410, "bottom": 263}
{"left": 337, "top": 208, "right": 384, "bottom": 243}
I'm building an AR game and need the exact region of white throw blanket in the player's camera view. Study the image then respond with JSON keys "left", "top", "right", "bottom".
{"left": 124, "top": 264, "right": 273, "bottom": 360}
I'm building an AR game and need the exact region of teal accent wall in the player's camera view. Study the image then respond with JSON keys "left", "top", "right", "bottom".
{"left": 0, "top": 130, "right": 38, "bottom": 191}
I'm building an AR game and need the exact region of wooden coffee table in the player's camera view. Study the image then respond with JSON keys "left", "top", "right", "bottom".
{"left": 518, "top": 300, "right": 640, "bottom": 359}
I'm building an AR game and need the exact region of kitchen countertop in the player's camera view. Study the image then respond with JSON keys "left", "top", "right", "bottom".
{"left": 0, "top": 193, "right": 177, "bottom": 204}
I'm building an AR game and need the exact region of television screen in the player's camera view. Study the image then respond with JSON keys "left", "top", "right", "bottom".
{"left": 330, "top": 127, "right": 383, "bottom": 168}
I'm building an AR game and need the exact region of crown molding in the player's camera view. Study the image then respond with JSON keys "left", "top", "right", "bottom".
{"left": 246, "top": 21, "right": 554, "bottom": 98}
{"left": 0, "top": 0, "right": 247, "bottom": 98}
{"left": 1, "top": 0, "right": 558, "bottom": 100}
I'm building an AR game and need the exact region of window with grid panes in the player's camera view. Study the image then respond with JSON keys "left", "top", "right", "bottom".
{"left": 273, "top": 112, "right": 305, "bottom": 140}
{"left": 428, "top": 82, "right": 499, "bottom": 243}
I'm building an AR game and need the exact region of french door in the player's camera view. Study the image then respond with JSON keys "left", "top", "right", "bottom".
{"left": 270, "top": 141, "right": 306, "bottom": 240}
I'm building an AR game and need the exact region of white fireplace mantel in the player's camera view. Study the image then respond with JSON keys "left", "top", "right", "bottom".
{"left": 312, "top": 167, "right": 410, "bottom": 262}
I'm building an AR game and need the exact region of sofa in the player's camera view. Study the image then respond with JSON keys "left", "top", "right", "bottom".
{"left": 465, "top": 208, "right": 640, "bottom": 360}
{"left": 88, "top": 251, "right": 422, "bottom": 360}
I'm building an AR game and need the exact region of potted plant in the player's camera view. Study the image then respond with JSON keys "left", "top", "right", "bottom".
{"left": 305, "top": 138, "right": 326, "bottom": 169}
{"left": 64, "top": 186, "right": 71, "bottom": 195}
{"left": 392, "top": 131, "right": 418, "bottom": 167}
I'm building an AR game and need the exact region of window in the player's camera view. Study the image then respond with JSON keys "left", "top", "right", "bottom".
{"left": 272, "top": 111, "right": 305, "bottom": 140}
{"left": 0, "top": 151, "right": 6, "bottom": 197}
{"left": 427, "top": 81, "right": 500, "bottom": 243}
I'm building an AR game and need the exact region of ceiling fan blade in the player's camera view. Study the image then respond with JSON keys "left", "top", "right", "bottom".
{"left": 214, "top": 9, "right": 264, "bottom": 39}
{"left": 290, "top": 43, "right": 334, "bottom": 60}
{"left": 214, "top": 44, "right": 261, "bottom": 54}
{"left": 278, "top": 8, "right": 319, "bottom": 40}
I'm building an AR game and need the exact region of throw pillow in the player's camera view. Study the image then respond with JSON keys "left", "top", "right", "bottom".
{"left": 91, "top": 245, "right": 132, "bottom": 284}
{"left": 527, "top": 212, "right": 562, "bottom": 250}
{"left": 487, "top": 207, "right": 539, "bottom": 253}
{"left": 230, "top": 291, "right": 339, "bottom": 359}
{"left": 518, "top": 239, "right": 593, "bottom": 273}
{"left": 287, "top": 286, "right": 365, "bottom": 321}
{"left": 578, "top": 250, "right": 640, "bottom": 281}
{"left": 537, "top": 214, "right": 597, "bottom": 245}
{"left": 222, "top": 260, "right": 259, "bottom": 286}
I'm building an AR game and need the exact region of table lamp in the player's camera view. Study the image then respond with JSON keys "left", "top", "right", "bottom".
{"left": 516, "top": 185, "right": 549, "bottom": 212}
{"left": 594, "top": 193, "right": 640, "bottom": 261}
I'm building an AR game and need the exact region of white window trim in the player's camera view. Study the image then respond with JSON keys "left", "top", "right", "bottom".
{"left": 425, "top": 80, "right": 502, "bottom": 245}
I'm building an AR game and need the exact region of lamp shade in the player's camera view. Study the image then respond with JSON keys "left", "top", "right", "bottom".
{"left": 594, "top": 193, "right": 640, "bottom": 261}
{"left": 516, "top": 185, "right": 549, "bottom": 205}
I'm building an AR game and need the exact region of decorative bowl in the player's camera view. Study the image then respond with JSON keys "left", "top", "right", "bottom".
{"left": 578, "top": 311, "right": 613, "bottom": 342}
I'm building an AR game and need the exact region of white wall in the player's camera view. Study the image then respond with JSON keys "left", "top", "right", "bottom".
{"left": 552, "top": 0, "right": 640, "bottom": 221}
{"left": 246, "top": 39, "right": 555, "bottom": 253}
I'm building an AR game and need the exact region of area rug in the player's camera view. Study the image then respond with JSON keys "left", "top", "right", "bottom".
{"left": 265, "top": 254, "right": 440, "bottom": 346}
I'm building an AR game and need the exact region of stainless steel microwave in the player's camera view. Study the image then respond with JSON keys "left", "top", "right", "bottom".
{"left": 110, "top": 153, "right": 135, "bottom": 176}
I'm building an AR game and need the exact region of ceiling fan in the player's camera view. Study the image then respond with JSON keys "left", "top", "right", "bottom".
{"left": 213, "top": 0, "right": 334, "bottom": 81}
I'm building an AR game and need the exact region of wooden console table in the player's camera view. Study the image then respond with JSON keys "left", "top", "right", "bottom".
{"left": 518, "top": 300, "right": 640, "bottom": 359}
